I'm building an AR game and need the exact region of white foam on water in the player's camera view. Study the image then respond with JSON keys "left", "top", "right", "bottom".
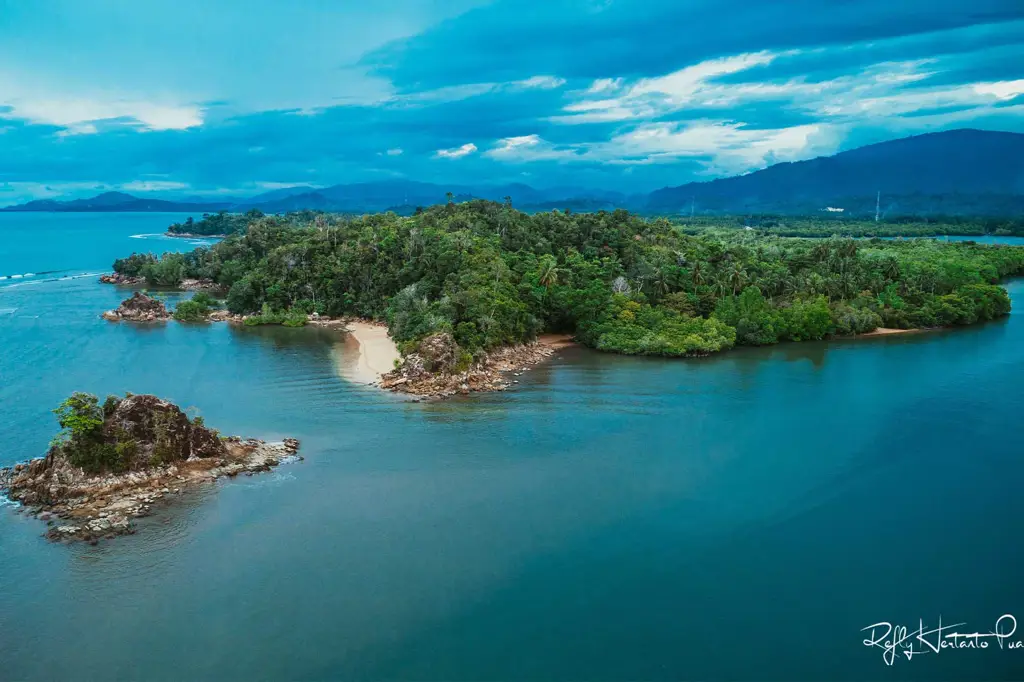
{"left": 0, "top": 271, "right": 104, "bottom": 290}
{"left": 0, "top": 492, "right": 19, "bottom": 509}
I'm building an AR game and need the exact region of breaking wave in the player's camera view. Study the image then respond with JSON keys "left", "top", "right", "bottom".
{"left": 0, "top": 271, "right": 105, "bottom": 290}
{"left": 130, "top": 233, "right": 215, "bottom": 246}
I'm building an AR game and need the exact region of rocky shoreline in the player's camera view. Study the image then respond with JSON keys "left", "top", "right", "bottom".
{"left": 164, "top": 232, "right": 229, "bottom": 239}
{"left": 99, "top": 273, "right": 145, "bottom": 286}
{"left": 179, "top": 278, "right": 223, "bottom": 292}
{"left": 0, "top": 393, "right": 301, "bottom": 544}
{"left": 102, "top": 292, "right": 170, "bottom": 322}
{"left": 97, "top": 272, "right": 572, "bottom": 400}
{"left": 378, "top": 333, "right": 573, "bottom": 399}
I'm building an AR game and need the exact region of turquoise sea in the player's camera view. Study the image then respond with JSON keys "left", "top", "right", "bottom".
{"left": 2, "top": 213, "right": 1024, "bottom": 680}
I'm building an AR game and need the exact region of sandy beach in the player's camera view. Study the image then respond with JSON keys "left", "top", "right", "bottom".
{"left": 856, "top": 327, "right": 926, "bottom": 337}
{"left": 333, "top": 321, "right": 402, "bottom": 385}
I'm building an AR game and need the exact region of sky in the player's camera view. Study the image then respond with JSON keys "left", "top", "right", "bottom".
{"left": 1, "top": 0, "right": 1023, "bottom": 204}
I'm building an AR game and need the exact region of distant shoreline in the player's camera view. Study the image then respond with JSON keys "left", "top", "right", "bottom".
{"left": 855, "top": 327, "right": 926, "bottom": 337}
{"left": 164, "top": 231, "right": 229, "bottom": 239}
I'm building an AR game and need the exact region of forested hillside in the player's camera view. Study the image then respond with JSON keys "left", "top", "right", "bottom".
{"left": 114, "top": 202, "right": 1024, "bottom": 359}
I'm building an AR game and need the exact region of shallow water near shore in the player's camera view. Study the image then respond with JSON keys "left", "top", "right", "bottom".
{"left": 2, "top": 214, "right": 1024, "bottom": 680}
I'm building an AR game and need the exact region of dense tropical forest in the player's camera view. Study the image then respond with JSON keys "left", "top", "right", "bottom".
{"left": 167, "top": 209, "right": 268, "bottom": 236}
{"left": 679, "top": 215, "right": 1024, "bottom": 237}
{"left": 116, "top": 202, "right": 1024, "bottom": 359}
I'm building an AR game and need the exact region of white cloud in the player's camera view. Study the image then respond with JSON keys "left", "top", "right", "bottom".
{"left": 483, "top": 121, "right": 840, "bottom": 176}
{"left": 815, "top": 77, "right": 1024, "bottom": 117}
{"left": 434, "top": 142, "right": 477, "bottom": 159}
{"left": 586, "top": 78, "right": 621, "bottom": 94}
{"left": 972, "top": 79, "right": 1024, "bottom": 101}
{"left": 555, "top": 51, "right": 780, "bottom": 124}
{"left": 514, "top": 76, "right": 566, "bottom": 90}
{"left": 390, "top": 74, "right": 565, "bottom": 109}
{"left": 630, "top": 51, "right": 778, "bottom": 98}
{"left": 591, "top": 121, "right": 840, "bottom": 173}
{"left": 0, "top": 79, "right": 203, "bottom": 132}
{"left": 120, "top": 180, "right": 190, "bottom": 192}
{"left": 386, "top": 148, "right": 404, "bottom": 156}
{"left": 485, "top": 134, "right": 576, "bottom": 161}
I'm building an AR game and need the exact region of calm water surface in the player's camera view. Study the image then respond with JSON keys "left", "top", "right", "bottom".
{"left": 2, "top": 214, "right": 1023, "bottom": 681}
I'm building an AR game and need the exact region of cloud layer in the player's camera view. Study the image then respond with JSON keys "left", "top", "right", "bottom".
{"left": 1, "top": 0, "right": 1023, "bottom": 203}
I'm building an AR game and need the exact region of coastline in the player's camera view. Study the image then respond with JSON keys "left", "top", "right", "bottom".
{"left": 163, "top": 231, "right": 229, "bottom": 239}
{"left": 379, "top": 333, "right": 577, "bottom": 399}
{"left": 334, "top": 321, "right": 402, "bottom": 385}
{"left": 853, "top": 327, "right": 929, "bottom": 338}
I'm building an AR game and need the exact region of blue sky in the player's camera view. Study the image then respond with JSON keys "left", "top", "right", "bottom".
{"left": 1, "top": 0, "right": 1023, "bottom": 204}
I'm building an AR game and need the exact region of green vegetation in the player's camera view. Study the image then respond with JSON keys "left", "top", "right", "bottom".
{"left": 51, "top": 393, "right": 131, "bottom": 473}
{"left": 113, "top": 202, "right": 1024, "bottom": 361}
{"left": 166, "top": 208, "right": 331, "bottom": 236}
{"left": 172, "top": 292, "right": 217, "bottom": 322}
{"left": 242, "top": 303, "right": 308, "bottom": 328}
{"left": 168, "top": 209, "right": 263, "bottom": 236}
{"left": 676, "top": 215, "right": 1024, "bottom": 238}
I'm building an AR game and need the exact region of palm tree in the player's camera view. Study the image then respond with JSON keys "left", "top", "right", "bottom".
{"left": 691, "top": 261, "right": 705, "bottom": 294}
{"left": 538, "top": 256, "right": 559, "bottom": 288}
{"left": 728, "top": 263, "right": 747, "bottom": 296}
{"left": 882, "top": 257, "right": 900, "bottom": 281}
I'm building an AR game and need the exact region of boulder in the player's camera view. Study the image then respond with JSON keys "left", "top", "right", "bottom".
{"left": 103, "top": 292, "right": 170, "bottom": 322}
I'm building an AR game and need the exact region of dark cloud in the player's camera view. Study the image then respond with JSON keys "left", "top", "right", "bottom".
{"left": 364, "top": 0, "right": 1024, "bottom": 88}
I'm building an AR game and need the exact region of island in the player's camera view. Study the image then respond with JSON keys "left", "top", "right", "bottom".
{"left": 103, "top": 201, "right": 1024, "bottom": 397}
{"left": 166, "top": 209, "right": 265, "bottom": 237}
{"left": 102, "top": 291, "right": 171, "bottom": 322}
{"left": 0, "top": 393, "right": 300, "bottom": 544}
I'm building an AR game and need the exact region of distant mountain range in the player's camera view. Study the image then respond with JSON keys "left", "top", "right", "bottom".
{"left": 4, "top": 129, "right": 1022, "bottom": 217}
{"left": 647, "top": 129, "right": 1024, "bottom": 217}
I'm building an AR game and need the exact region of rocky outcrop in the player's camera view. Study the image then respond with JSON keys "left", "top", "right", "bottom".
{"left": 99, "top": 273, "right": 144, "bottom": 285}
{"left": 379, "top": 333, "right": 566, "bottom": 399}
{"left": 164, "top": 232, "right": 228, "bottom": 239}
{"left": 179, "top": 278, "right": 222, "bottom": 292}
{"left": 0, "top": 394, "right": 301, "bottom": 544}
{"left": 102, "top": 292, "right": 170, "bottom": 322}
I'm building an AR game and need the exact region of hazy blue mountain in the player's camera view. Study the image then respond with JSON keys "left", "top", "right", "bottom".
{"left": 646, "top": 129, "right": 1024, "bottom": 217}
{"left": 4, "top": 130, "right": 1021, "bottom": 216}
{"left": 241, "top": 186, "right": 321, "bottom": 204}
{"left": 0, "top": 191, "right": 233, "bottom": 213}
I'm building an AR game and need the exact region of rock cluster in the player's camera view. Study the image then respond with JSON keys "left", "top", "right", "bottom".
{"left": 102, "top": 292, "right": 170, "bottom": 322}
{"left": 379, "top": 332, "right": 562, "bottom": 399}
{"left": 0, "top": 394, "right": 301, "bottom": 544}
{"left": 99, "top": 273, "right": 144, "bottom": 285}
{"left": 179, "top": 278, "right": 222, "bottom": 292}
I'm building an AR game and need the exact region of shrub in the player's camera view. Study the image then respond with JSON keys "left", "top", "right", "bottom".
{"left": 113, "top": 253, "right": 157, "bottom": 277}
{"left": 713, "top": 287, "right": 780, "bottom": 346}
{"left": 243, "top": 303, "right": 307, "bottom": 327}
{"left": 830, "top": 303, "right": 882, "bottom": 335}
{"left": 593, "top": 294, "right": 736, "bottom": 356}
{"left": 173, "top": 299, "right": 211, "bottom": 322}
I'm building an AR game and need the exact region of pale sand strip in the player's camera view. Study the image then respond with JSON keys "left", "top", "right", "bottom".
{"left": 856, "top": 327, "right": 926, "bottom": 337}
{"left": 333, "top": 321, "right": 401, "bottom": 385}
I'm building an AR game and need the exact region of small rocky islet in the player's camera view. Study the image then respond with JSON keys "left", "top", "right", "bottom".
{"left": 0, "top": 393, "right": 300, "bottom": 544}
{"left": 101, "top": 291, "right": 170, "bottom": 322}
